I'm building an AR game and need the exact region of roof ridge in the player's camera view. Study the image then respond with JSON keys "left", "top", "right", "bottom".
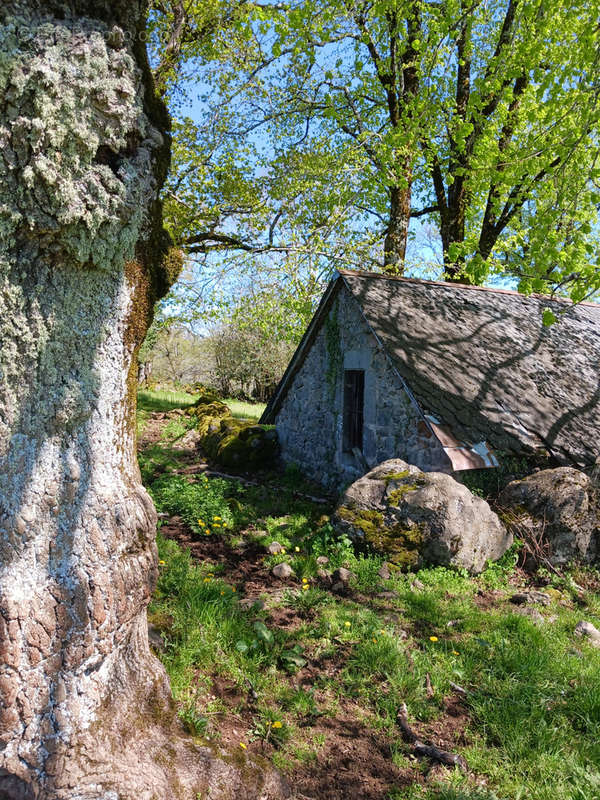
{"left": 336, "top": 268, "right": 600, "bottom": 309}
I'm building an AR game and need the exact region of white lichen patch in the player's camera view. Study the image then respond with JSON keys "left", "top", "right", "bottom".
{"left": 0, "top": 13, "right": 160, "bottom": 270}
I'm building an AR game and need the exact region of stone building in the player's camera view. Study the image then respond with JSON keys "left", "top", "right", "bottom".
{"left": 260, "top": 270, "right": 600, "bottom": 488}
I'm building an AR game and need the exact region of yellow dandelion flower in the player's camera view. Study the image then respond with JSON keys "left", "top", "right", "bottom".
{"left": 281, "top": 548, "right": 286, "bottom": 554}
{"left": 429, "top": 636, "right": 438, "bottom": 642}
{"left": 302, "top": 577, "right": 308, "bottom": 583}
{"left": 294, "top": 546, "right": 300, "bottom": 552}
{"left": 158, "top": 560, "right": 166, "bottom": 565}
{"left": 380, "top": 629, "right": 385, "bottom": 635}
{"left": 453, "top": 650, "right": 459, "bottom": 655}
{"left": 239, "top": 742, "right": 247, "bottom": 749}
{"left": 344, "top": 621, "right": 351, "bottom": 628}
{"left": 302, "top": 584, "right": 309, "bottom": 591}
{"left": 220, "top": 591, "right": 225, "bottom": 596}
{"left": 197, "top": 519, "right": 203, "bottom": 525}
{"left": 214, "top": 523, "right": 221, "bottom": 528}
{"left": 205, "top": 529, "right": 211, "bottom": 535}
{"left": 204, "top": 577, "right": 211, "bottom": 583}
{"left": 271, "top": 721, "right": 282, "bottom": 729}
{"left": 372, "top": 637, "right": 377, "bottom": 643}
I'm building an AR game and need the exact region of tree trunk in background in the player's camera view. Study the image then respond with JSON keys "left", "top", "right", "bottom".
{"left": 0, "top": 3, "right": 287, "bottom": 798}
{"left": 383, "top": 179, "right": 412, "bottom": 275}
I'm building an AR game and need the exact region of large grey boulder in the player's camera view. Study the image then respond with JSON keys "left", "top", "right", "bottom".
{"left": 498, "top": 467, "right": 599, "bottom": 564}
{"left": 333, "top": 459, "right": 511, "bottom": 574}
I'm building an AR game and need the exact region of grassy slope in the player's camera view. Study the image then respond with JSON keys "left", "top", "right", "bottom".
{"left": 138, "top": 391, "right": 600, "bottom": 800}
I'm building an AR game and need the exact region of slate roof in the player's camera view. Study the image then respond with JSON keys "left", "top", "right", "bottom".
{"left": 262, "top": 269, "right": 600, "bottom": 468}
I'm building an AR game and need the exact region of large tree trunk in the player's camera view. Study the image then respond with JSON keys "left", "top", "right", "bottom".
{"left": 0, "top": 3, "right": 287, "bottom": 799}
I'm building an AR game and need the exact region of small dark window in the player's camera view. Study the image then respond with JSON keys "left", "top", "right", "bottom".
{"left": 343, "top": 369, "right": 365, "bottom": 452}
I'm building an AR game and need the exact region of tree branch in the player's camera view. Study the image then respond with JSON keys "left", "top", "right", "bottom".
{"left": 411, "top": 204, "right": 439, "bottom": 218}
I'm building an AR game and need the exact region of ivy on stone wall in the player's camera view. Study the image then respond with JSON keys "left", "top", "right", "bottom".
{"left": 324, "top": 299, "right": 342, "bottom": 400}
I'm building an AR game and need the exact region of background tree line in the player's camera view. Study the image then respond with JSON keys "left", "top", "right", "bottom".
{"left": 141, "top": 0, "right": 600, "bottom": 387}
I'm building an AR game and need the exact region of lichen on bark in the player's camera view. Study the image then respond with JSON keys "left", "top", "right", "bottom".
{"left": 0, "top": 4, "right": 286, "bottom": 799}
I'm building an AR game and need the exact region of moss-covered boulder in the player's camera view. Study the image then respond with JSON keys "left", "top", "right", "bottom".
{"left": 213, "top": 419, "right": 279, "bottom": 468}
{"left": 186, "top": 388, "right": 231, "bottom": 441}
{"left": 190, "top": 401, "right": 231, "bottom": 438}
{"left": 333, "top": 459, "right": 511, "bottom": 573}
{"left": 498, "top": 467, "right": 599, "bottom": 564}
{"left": 190, "top": 396, "right": 279, "bottom": 469}
{"left": 188, "top": 383, "right": 222, "bottom": 404}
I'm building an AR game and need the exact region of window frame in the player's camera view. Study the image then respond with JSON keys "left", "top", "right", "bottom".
{"left": 342, "top": 368, "right": 365, "bottom": 453}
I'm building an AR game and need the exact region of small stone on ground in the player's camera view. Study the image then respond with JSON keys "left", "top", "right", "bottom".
{"left": 574, "top": 620, "right": 600, "bottom": 647}
{"left": 333, "top": 567, "right": 355, "bottom": 584}
{"left": 272, "top": 562, "right": 293, "bottom": 579}
{"left": 510, "top": 591, "right": 551, "bottom": 606}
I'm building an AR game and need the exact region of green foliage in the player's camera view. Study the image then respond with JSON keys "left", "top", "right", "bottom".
{"left": 152, "top": 0, "right": 600, "bottom": 302}
{"left": 138, "top": 318, "right": 212, "bottom": 388}
{"left": 162, "top": 415, "right": 194, "bottom": 441}
{"left": 151, "top": 474, "right": 235, "bottom": 536}
{"left": 151, "top": 518, "right": 600, "bottom": 800}
{"left": 138, "top": 445, "right": 181, "bottom": 487}
{"left": 350, "top": 553, "right": 386, "bottom": 593}
{"left": 178, "top": 698, "right": 210, "bottom": 737}
{"left": 209, "top": 310, "right": 295, "bottom": 402}
{"left": 459, "top": 455, "right": 535, "bottom": 499}
{"left": 279, "top": 644, "right": 308, "bottom": 672}
{"left": 282, "top": 585, "right": 328, "bottom": 617}
{"left": 303, "top": 522, "right": 354, "bottom": 564}
{"left": 478, "top": 540, "right": 522, "bottom": 590}
{"left": 250, "top": 712, "right": 291, "bottom": 747}
{"left": 236, "top": 620, "right": 275, "bottom": 654}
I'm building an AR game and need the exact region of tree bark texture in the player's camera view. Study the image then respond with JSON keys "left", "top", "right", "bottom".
{"left": 0, "top": 3, "right": 287, "bottom": 798}
{"left": 383, "top": 182, "right": 411, "bottom": 273}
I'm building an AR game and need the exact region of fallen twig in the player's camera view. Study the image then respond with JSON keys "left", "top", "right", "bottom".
{"left": 449, "top": 681, "right": 468, "bottom": 697}
{"left": 396, "top": 703, "right": 417, "bottom": 743}
{"left": 425, "top": 673, "right": 434, "bottom": 698}
{"left": 414, "top": 741, "right": 467, "bottom": 769}
{"left": 396, "top": 703, "right": 467, "bottom": 771}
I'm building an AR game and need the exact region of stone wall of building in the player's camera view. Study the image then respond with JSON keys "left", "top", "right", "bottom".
{"left": 275, "top": 286, "right": 450, "bottom": 489}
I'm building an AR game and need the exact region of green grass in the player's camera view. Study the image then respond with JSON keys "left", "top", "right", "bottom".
{"left": 138, "top": 388, "right": 197, "bottom": 412}
{"left": 137, "top": 389, "right": 265, "bottom": 420}
{"left": 149, "top": 506, "right": 600, "bottom": 799}
{"left": 140, "top": 403, "right": 600, "bottom": 800}
{"left": 224, "top": 398, "right": 267, "bottom": 421}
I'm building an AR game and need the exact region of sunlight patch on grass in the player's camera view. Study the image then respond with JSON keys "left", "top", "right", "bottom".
{"left": 138, "top": 389, "right": 197, "bottom": 412}
{"left": 224, "top": 398, "right": 266, "bottom": 421}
